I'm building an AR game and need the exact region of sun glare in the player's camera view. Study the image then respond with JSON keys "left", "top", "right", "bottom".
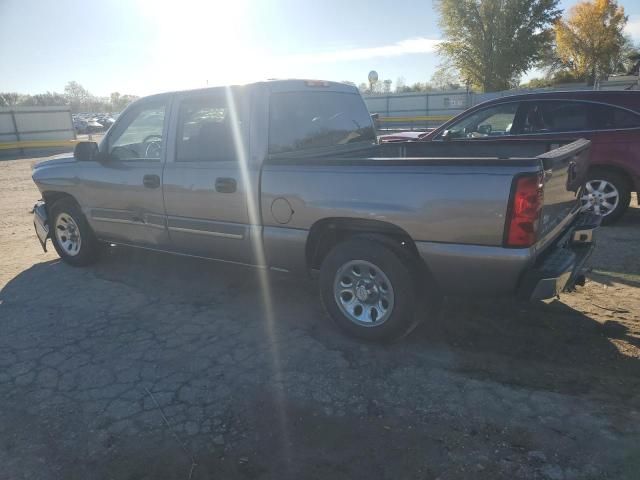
{"left": 225, "top": 85, "right": 293, "bottom": 470}
{"left": 134, "top": 0, "right": 264, "bottom": 91}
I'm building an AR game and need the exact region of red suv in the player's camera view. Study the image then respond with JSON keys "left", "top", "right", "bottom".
{"left": 419, "top": 91, "right": 640, "bottom": 224}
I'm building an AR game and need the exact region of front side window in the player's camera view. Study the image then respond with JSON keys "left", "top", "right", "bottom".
{"left": 176, "top": 94, "right": 244, "bottom": 162}
{"left": 268, "top": 92, "right": 376, "bottom": 154}
{"left": 109, "top": 103, "right": 166, "bottom": 161}
{"left": 522, "top": 101, "right": 589, "bottom": 133}
{"left": 442, "top": 102, "right": 518, "bottom": 139}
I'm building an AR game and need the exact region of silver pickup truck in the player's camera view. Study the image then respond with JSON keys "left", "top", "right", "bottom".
{"left": 32, "top": 80, "right": 599, "bottom": 341}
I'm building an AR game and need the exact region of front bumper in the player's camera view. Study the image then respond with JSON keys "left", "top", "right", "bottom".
{"left": 518, "top": 212, "right": 601, "bottom": 301}
{"left": 32, "top": 200, "right": 49, "bottom": 252}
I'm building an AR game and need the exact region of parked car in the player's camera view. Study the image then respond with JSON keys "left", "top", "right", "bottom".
{"left": 401, "top": 91, "right": 640, "bottom": 224}
{"left": 86, "top": 118, "right": 105, "bottom": 132}
{"left": 96, "top": 115, "right": 116, "bottom": 129}
{"left": 72, "top": 117, "right": 89, "bottom": 134}
{"left": 31, "top": 80, "right": 598, "bottom": 341}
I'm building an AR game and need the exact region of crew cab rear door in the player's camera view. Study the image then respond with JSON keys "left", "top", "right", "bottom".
{"left": 162, "top": 87, "right": 257, "bottom": 264}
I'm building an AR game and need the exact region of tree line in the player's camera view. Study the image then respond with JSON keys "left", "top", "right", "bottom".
{"left": 0, "top": 81, "right": 138, "bottom": 113}
{"left": 363, "top": 0, "right": 639, "bottom": 94}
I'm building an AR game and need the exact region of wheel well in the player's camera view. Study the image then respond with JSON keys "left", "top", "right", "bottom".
{"left": 588, "top": 165, "right": 634, "bottom": 191}
{"left": 306, "top": 218, "right": 420, "bottom": 271}
{"left": 42, "top": 191, "right": 78, "bottom": 210}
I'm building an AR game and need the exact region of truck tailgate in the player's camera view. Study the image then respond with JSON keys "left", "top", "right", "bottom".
{"left": 534, "top": 138, "right": 591, "bottom": 251}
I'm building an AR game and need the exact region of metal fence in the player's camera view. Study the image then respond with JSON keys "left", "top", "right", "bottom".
{"left": 0, "top": 106, "right": 76, "bottom": 156}
{"left": 364, "top": 90, "right": 471, "bottom": 130}
{"left": 364, "top": 77, "right": 640, "bottom": 131}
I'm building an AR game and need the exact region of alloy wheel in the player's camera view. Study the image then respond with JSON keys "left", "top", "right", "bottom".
{"left": 580, "top": 179, "right": 619, "bottom": 217}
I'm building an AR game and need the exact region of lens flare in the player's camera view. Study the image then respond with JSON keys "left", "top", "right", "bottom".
{"left": 225, "top": 86, "right": 292, "bottom": 469}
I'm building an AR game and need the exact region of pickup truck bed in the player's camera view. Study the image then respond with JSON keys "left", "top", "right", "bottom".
{"left": 261, "top": 138, "right": 591, "bottom": 297}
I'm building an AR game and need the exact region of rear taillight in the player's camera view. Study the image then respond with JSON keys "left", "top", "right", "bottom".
{"left": 505, "top": 173, "right": 544, "bottom": 248}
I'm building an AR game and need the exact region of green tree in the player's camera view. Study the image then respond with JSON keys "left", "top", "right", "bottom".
{"left": 436, "top": 0, "right": 561, "bottom": 92}
{"left": 554, "top": 0, "right": 628, "bottom": 85}
{"left": 430, "top": 67, "right": 462, "bottom": 90}
{"left": 617, "top": 41, "right": 640, "bottom": 75}
{"left": 519, "top": 77, "right": 553, "bottom": 88}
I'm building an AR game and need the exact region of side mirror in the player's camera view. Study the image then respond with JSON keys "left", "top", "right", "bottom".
{"left": 441, "top": 130, "right": 452, "bottom": 141}
{"left": 73, "top": 141, "right": 99, "bottom": 162}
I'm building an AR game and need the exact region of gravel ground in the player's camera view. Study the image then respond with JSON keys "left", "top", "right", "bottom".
{"left": 1, "top": 154, "right": 639, "bottom": 480}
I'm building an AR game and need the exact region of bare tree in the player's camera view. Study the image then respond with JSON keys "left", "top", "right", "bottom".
{"left": 64, "top": 81, "right": 91, "bottom": 110}
{"left": 0, "top": 92, "right": 21, "bottom": 107}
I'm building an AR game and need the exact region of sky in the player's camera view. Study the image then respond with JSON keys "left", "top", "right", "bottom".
{"left": 1, "top": 0, "right": 640, "bottom": 97}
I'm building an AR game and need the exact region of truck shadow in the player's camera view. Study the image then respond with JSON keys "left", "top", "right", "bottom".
{"left": 1, "top": 245, "right": 638, "bottom": 400}
{"left": 410, "top": 295, "right": 640, "bottom": 396}
{"left": 580, "top": 204, "right": 640, "bottom": 290}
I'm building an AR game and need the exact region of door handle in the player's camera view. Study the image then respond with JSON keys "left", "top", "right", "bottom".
{"left": 143, "top": 174, "right": 160, "bottom": 189}
{"left": 215, "top": 177, "right": 237, "bottom": 193}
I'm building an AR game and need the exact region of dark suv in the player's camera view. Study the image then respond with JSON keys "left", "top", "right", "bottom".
{"left": 420, "top": 91, "right": 640, "bottom": 224}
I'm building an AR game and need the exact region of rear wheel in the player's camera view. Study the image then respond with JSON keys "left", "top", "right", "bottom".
{"left": 580, "top": 170, "right": 631, "bottom": 225}
{"left": 50, "top": 198, "right": 100, "bottom": 266}
{"left": 319, "top": 237, "right": 439, "bottom": 342}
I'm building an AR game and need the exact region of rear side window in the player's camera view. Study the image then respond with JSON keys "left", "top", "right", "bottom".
{"left": 176, "top": 91, "right": 246, "bottom": 162}
{"left": 523, "top": 101, "right": 589, "bottom": 133}
{"left": 591, "top": 104, "right": 640, "bottom": 130}
{"left": 268, "top": 92, "right": 376, "bottom": 154}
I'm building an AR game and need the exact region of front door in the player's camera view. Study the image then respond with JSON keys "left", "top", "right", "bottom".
{"left": 162, "top": 88, "right": 258, "bottom": 264}
{"left": 82, "top": 98, "right": 171, "bottom": 247}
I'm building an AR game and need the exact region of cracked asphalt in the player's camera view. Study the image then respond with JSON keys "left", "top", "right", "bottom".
{"left": 1, "top": 155, "right": 640, "bottom": 479}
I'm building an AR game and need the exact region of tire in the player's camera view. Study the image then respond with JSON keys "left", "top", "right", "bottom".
{"left": 319, "top": 237, "right": 439, "bottom": 342}
{"left": 49, "top": 198, "right": 100, "bottom": 266}
{"left": 581, "top": 170, "right": 631, "bottom": 225}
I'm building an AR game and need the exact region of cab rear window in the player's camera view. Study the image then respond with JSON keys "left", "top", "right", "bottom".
{"left": 268, "top": 92, "right": 376, "bottom": 154}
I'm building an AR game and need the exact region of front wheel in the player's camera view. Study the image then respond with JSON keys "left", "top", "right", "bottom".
{"left": 319, "top": 238, "right": 438, "bottom": 342}
{"left": 49, "top": 198, "right": 100, "bottom": 266}
{"left": 580, "top": 170, "right": 631, "bottom": 225}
